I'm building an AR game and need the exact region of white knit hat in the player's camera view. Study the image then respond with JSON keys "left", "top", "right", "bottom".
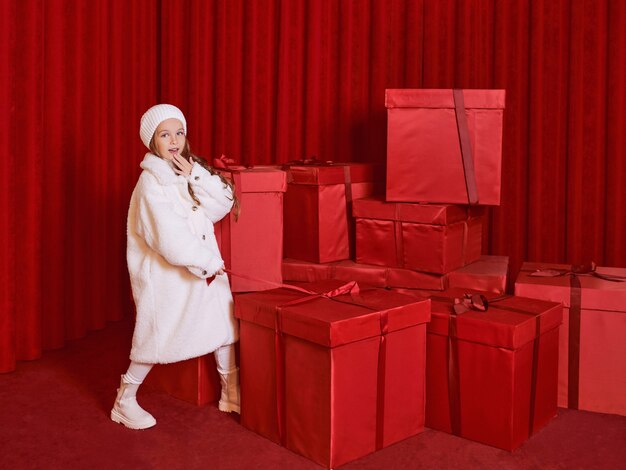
{"left": 139, "top": 104, "right": 187, "bottom": 149}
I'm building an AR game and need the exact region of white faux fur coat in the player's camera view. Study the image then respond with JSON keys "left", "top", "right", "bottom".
{"left": 127, "top": 153, "right": 238, "bottom": 364}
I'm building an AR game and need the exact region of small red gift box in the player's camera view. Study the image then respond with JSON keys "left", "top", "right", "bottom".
{"left": 144, "top": 355, "right": 220, "bottom": 406}
{"left": 235, "top": 280, "right": 431, "bottom": 468}
{"left": 214, "top": 165, "right": 287, "bottom": 292}
{"left": 425, "top": 289, "right": 562, "bottom": 451}
{"left": 283, "top": 162, "right": 379, "bottom": 263}
{"left": 446, "top": 255, "right": 509, "bottom": 294}
{"left": 385, "top": 89, "right": 505, "bottom": 205}
{"left": 353, "top": 197, "right": 483, "bottom": 274}
{"left": 515, "top": 262, "right": 626, "bottom": 416}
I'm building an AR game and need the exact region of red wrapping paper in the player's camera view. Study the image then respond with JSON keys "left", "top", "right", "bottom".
{"left": 515, "top": 262, "right": 626, "bottom": 416}
{"left": 214, "top": 165, "right": 287, "bottom": 292}
{"left": 283, "top": 162, "right": 379, "bottom": 263}
{"left": 354, "top": 198, "right": 483, "bottom": 274}
{"left": 386, "top": 89, "right": 505, "bottom": 205}
{"left": 424, "top": 288, "right": 562, "bottom": 451}
{"left": 235, "top": 280, "right": 431, "bottom": 468}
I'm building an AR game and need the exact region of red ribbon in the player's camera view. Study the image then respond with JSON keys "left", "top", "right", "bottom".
{"left": 453, "top": 89, "right": 479, "bottom": 205}
{"left": 212, "top": 154, "right": 236, "bottom": 169}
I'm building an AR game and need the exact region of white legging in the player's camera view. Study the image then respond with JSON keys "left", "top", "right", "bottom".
{"left": 123, "top": 344, "right": 237, "bottom": 384}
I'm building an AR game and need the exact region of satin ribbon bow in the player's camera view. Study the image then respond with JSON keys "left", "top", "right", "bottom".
{"left": 529, "top": 262, "right": 626, "bottom": 282}
{"left": 453, "top": 293, "right": 489, "bottom": 315}
{"left": 213, "top": 154, "right": 236, "bottom": 169}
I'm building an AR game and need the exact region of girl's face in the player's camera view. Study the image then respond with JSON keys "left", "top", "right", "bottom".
{"left": 153, "top": 118, "right": 186, "bottom": 161}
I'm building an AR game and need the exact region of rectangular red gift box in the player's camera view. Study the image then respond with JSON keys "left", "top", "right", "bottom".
{"left": 235, "top": 279, "right": 431, "bottom": 468}
{"left": 282, "top": 255, "right": 509, "bottom": 295}
{"left": 515, "top": 262, "right": 626, "bottom": 416}
{"left": 385, "top": 88, "right": 505, "bottom": 205}
{"left": 214, "top": 165, "right": 287, "bottom": 292}
{"left": 283, "top": 162, "right": 379, "bottom": 263}
{"left": 425, "top": 289, "right": 562, "bottom": 451}
{"left": 353, "top": 197, "right": 483, "bottom": 274}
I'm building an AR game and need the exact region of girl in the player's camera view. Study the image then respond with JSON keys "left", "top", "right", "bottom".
{"left": 111, "top": 104, "right": 239, "bottom": 430}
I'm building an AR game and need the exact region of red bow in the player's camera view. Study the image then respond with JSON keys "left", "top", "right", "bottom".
{"left": 453, "top": 293, "right": 489, "bottom": 315}
{"left": 213, "top": 154, "right": 236, "bottom": 169}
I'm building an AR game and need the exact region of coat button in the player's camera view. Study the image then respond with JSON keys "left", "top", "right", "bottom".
{"left": 202, "top": 235, "right": 206, "bottom": 240}
{"left": 194, "top": 176, "right": 200, "bottom": 181}
{"left": 202, "top": 270, "right": 207, "bottom": 275}
{"left": 192, "top": 206, "right": 198, "bottom": 211}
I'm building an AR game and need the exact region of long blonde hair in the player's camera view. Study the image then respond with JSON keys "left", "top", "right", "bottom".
{"left": 149, "top": 137, "right": 240, "bottom": 218}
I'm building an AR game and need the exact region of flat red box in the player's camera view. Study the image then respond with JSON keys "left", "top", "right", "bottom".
{"left": 515, "top": 262, "right": 626, "bottom": 416}
{"left": 235, "top": 280, "right": 431, "bottom": 468}
{"left": 446, "top": 255, "right": 509, "bottom": 294}
{"left": 215, "top": 166, "right": 287, "bottom": 292}
{"left": 425, "top": 289, "right": 562, "bottom": 450}
{"left": 386, "top": 89, "right": 505, "bottom": 205}
{"left": 354, "top": 197, "right": 483, "bottom": 274}
{"left": 283, "top": 162, "right": 378, "bottom": 263}
{"left": 144, "top": 355, "right": 220, "bottom": 406}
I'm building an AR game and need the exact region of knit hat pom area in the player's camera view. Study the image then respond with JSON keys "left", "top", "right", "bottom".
{"left": 139, "top": 104, "right": 187, "bottom": 149}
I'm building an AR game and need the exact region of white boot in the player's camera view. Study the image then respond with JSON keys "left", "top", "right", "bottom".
{"left": 110, "top": 375, "right": 157, "bottom": 429}
{"left": 218, "top": 368, "right": 240, "bottom": 414}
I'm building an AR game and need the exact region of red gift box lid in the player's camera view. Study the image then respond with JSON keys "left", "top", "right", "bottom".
{"left": 515, "top": 262, "right": 626, "bottom": 312}
{"left": 235, "top": 279, "right": 431, "bottom": 348}
{"left": 426, "top": 288, "right": 562, "bottom": 350}
{"left": 284, "top": 162, "right": 378, "bottom": 185}
{"left": 282, "top": 258, "right": 447, "bottom": 291}
{"left": 352, "top": 197, "right": 478, "bottom": 225}
{"left": 217, "top": 165, "right": 287, "bottom": 193}
{"left": 385, "top": 89, "right": 505, "bottom": 110}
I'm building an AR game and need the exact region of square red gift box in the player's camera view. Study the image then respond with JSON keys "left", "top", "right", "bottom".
{"left": 353, "top": 197, "right": 483, "bottom": 274}
{"left": 515, "top": 262, "right": 626, "bottom": 416}
{"left": 283, "top": 162, "right": 379, "bottom": 263}
{"left": 386, "top": 89, "right": 505, "bottom": 205}
{"left": 235, "top": 279, "right": 431, "bottom": 468}
{"left": 425, "top": 289, "right": 562, "bottom": 451}
{"left": 214, "top": 165, "right": 287, "bottom": 292}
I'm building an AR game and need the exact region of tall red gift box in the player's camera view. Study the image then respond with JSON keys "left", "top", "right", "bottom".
{"left": 425, "top": 289, "right": 562, "bottom": 450}
{"left": 353, "top": 197, "right": 482, "bottom": 274}
{"left": 515, "top": 262, "right": 626, "bottom": 416}
{"left": 283, "top": 162, "right": 378, "bottom": 263}
{"left": 214, "top": 165, "right": 287, "bottom": 292}
{"left": 235, "top": 280, "right": 431, "bottom": 468}
{"left": 386, "top": 89, "right": 505, "bottom": 205}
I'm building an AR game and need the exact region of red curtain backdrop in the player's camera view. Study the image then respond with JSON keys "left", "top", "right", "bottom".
{"left": 1, "top": 0, "right": 625, "bottom": 373}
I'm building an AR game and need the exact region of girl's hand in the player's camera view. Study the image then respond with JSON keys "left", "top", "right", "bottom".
{"left": 172, "top": 153, "right": 194, "bottom": 176}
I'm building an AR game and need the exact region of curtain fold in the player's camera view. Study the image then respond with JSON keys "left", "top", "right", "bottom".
{"left": 1, "top": 0, "right": 625, "bottom": 373}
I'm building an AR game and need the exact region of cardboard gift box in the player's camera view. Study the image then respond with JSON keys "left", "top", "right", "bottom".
{"left": 235, "top": 279, "right": 431, "bottom": 468}
{"left": 515, "top": 262, "right": 626, "bottom": 416}
{"left": 386, "top": 88, "right": 505, "bottom": 205}
{"left": 353, "top": 197, "right": 483, "bottom": 274}
{"left": 283, "top": 162, "right": 379, "bottom": 263}
{"left": 425, "top": 289, "right": 562, "bottom": 451}
{"left": 214, "top": 165, "right": 287, "bottom": 292}
{"left": 144, "top": 355, "right": 220, "bottom": 406}
{"left": 282, "top": 255, "right": 509, "bottom": 295}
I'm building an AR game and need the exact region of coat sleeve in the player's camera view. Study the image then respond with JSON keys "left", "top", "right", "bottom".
{"left": 187, "top": 164, "right": 235, "bottom": 223}
{"left": 134, "top": 175, "right": 224, "bottom": 279}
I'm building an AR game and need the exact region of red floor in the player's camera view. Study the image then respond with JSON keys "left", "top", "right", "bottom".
{"left": 1, "top": 317, "right": 624, "bottom": 470}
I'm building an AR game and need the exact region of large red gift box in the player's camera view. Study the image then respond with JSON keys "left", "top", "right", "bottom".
{"left": 425, "top": 289, "right": 562, "bottom": 450}
{"left": 515, "top": 262, "right": 626, "bottom": 416}
{"left": 235, "top": 279, "right": 431, "bottom": 468}
{"left": 214, "top": 165, "right": 287, "bottom": 292}
{"left": 353, "top": 197, "right": 483, "bottom": 274}
{"left": 282, "top": 255, "right": 509, "bottom": 295}
{"left": 385, "top": 89, "right": 505, "bottom": 205}
{"left": 283, "top": 162, "right": 378, "bottom": 263}
{"left": 282, "top": 258, "right": 447, "bottom": 290}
